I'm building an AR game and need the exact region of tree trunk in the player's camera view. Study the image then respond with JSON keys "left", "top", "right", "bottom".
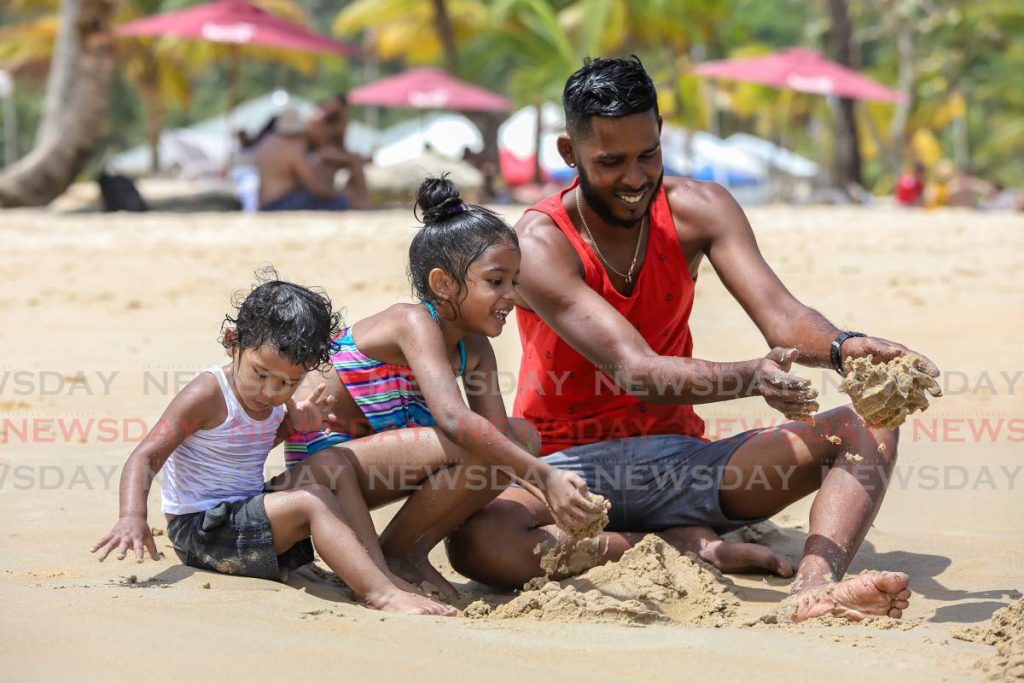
{"left": 0, "top": 0, "right": 116, "bottom": 208}
{"left": 888, "top": 25, "right": 914, "bottom": 171}
{"left": 827, "top": 0, "right": 862, "bottom": 191}
{"left": 429, "top": 0, "right": 501, "bottom": 189}
{"left": 36, "top": 0, "right": 82, "bottom": 147}
{"left": 430, "top": 0, "right": 459, "bottom": 75}
{"left": 143, "top": 87, "right": 164, "bottom": 175}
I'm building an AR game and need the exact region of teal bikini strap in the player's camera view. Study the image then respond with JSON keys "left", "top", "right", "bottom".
{"left": 420, "top": 300, "right": 467, "bottom": 377}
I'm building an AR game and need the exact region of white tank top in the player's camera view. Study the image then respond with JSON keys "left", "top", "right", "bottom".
{"left": 161, "top": 365, "right": 285, "bottom": 515}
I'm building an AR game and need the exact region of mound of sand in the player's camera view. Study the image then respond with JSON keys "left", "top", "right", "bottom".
{"left": 467, "top": 535, "right": 738, "bottom": 627}
{"left": 841, "top": 355, "right": 941, "bottom": 429}
{"left": 955, "top": 598, "right": 1024, "bottom": 681}
{"left": 535, "top": 492, "right": 612, "bottom": 578}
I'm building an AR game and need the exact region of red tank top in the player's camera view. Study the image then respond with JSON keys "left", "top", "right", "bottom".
{"left": 514, "top": 180, "right": 707, "bottom": 455}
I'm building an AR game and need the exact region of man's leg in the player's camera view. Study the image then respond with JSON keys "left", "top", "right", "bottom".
{"left": 448, "top": 433, "right": 793, "bottom": 589}
{"left": 718, "top": 405, "right": 911, "bottom": 621}
{"left": 342, "top": 161, "right": 370, "bottom": 209}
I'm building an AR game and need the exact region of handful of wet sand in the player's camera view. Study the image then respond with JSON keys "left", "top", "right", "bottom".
{"left": 840, "top": 355, "right": 941, "bottom": 429}
{"left": 562, "top": 491, "right": 611, "bottom": 541}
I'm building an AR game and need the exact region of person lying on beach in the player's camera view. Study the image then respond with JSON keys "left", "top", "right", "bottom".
{"left": 90, "top": 273, "right": 454, "bottom": 616}
{"left": 447, "top": 57, "right": 929, "bottom": 623}
{"left": 255, "top": 105, "right": 369, "bottom": 212}
{"left": 283, "top": 175, "right": 603, "bottom": 600}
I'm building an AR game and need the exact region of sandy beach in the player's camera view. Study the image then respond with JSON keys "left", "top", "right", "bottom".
{"left": 1, "top": 203, "right": 1022, "bottom": 681}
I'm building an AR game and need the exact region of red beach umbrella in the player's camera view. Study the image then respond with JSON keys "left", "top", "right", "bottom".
{"left": 348, "top": 67, "right": 512, "bottom": 112}
{"left": 116, "top": 0, "right": 356, "bottom": 56}
{"left": 693, "top": 48, "right": 904, "bottom": 103}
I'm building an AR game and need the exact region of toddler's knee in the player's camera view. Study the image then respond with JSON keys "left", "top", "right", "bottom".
{"left": 292, "top": 483, "right": 335, "bottom": 511}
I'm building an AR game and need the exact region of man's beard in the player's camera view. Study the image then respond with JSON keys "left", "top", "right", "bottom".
{"left": 577, "top": 165, "right": 663, "bottom": 229}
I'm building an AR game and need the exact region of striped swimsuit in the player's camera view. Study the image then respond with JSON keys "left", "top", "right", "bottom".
{"left": 283, "top": 301, "right": 467, "bottom": 468}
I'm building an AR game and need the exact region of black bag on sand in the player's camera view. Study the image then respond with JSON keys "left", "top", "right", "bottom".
{"left": 97, "top": 172, "right": 149, "bottom": 212}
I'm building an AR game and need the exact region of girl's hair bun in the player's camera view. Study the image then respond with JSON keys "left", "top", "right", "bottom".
{"left": 415, "top": 173, "right": 465, "bottom": 225}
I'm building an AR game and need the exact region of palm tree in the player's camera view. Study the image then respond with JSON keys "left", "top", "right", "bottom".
{"left": 827, "top": 0, "right": 862, "bottom": 190}
{"left": 0, "top": 0, "right": 116, "bottom": 207}
{"left": 1, "top": 0, "right": 317, "bottom": 176}
{"left": 333, "top": 0, "right": 488, "bottom": 69}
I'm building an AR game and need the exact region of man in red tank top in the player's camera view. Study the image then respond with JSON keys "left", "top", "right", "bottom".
{"left": 449, "top": 57, "right": 939, "bottom": 624}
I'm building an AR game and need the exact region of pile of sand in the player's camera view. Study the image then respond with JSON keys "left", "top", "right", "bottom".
{"left": 841, "top": 355, "right": 942, "bottom": 428}
{"left": 955, "top": 598, "right": 1024, "bottom": 681}
{"left": 467, "top": 535, "right": 738, "bottom": 627}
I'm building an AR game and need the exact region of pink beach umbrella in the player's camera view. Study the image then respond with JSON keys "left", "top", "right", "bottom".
{"left": 117, "top": 0, "right": 356, "bottom": 56}
{"left": 117, "top": 0, "right": 356, "bottom": 113}
{"left": 693, "top": 48, "right": 904, "bottom": 103}
{"left": 348, "top": 68, "right": 512, "bottom": 112}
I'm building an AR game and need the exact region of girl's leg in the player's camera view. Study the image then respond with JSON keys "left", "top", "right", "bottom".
{"left": 262, "top": 485, "right": 455, "bottom": 616}
{"left": 267, "top": 449, "right": 424, "bottom": 596}
{"left": 271, "top": 421, "right": 541, "bottom": 599}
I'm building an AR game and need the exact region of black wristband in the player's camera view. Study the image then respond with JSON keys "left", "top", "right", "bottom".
{"left": 830, "top": 331, "right": 865, "bottom": 376}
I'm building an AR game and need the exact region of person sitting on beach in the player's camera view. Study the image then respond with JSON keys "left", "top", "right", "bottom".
{"left": 895, "top": 162, "right": 926, "bottom": 207}
{"left": 309, "top": 93, "right": 350, "bottom": 150}
{"left": 283, "top": 175, "right": 603, "bottom": 599}
{"left": 90, "top": 273, "right": 454, "bottom": 616}
{"left": 254, "top": 106, "right": 369, "bottom": 212}
{"left": 446, "top": 57, "right": 935, "bottom": 623}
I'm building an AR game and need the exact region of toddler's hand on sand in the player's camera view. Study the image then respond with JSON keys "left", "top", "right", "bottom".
{"left": 755, "top": 347, "right": 819, "bottom": 422}
{"left": 841, "top": 336, "right": 941, "bottom": 385}
{"left": 542, "top": 469, "right": 603, "bottom": 531}
{"left": 91, "top": 516, "right": 160, "bottom": 563}
{"left": 287, "top": 384, "right": 337, "bottom": 433}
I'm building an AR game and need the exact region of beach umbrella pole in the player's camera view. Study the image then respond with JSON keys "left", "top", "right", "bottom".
{"left": 223, "top": 45, "right": 242, "bottom": 172}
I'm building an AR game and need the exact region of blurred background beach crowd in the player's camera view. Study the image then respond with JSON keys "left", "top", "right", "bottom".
{"left": 0, "top": 0, "right": 1021, "bottom": 213}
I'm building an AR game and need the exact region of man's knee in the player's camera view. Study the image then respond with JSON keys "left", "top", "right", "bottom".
{"left": 876, "top": 426, "right": 899, "bottom": 462}
{"left": 448, "top": 502, "right": 530, "bottom": 582}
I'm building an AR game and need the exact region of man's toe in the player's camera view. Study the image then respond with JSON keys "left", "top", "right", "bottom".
{"left": 872, "top": 571, "right": 910, "bottom": 594}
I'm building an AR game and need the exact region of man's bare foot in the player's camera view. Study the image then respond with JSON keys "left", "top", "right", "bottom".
{"left": 792, "top": 570, "right": 911, "bottom": 623}
{"left": 363, "top": 587, "right": 457, "bottom": 616}
{"left": 660, "top": 526, "right": 794, "bottom": 577}
{"left": 386, "top": 555, "right": 459, "bottom": 603}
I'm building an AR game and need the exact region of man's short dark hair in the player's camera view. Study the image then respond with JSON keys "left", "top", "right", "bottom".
{"left": 563, "top": 56, "right": 659, "bottom": 136}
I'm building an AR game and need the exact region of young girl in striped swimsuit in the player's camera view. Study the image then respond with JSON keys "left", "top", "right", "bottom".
{"left": 284, "top": 175, "right": 602, "bottom": 599}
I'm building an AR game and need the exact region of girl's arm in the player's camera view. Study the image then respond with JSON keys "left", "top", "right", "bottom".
{"left": 399, "top": 309, "right": 599, "bottom": 528}
{"left": 90, "top": 375, "right": 222, "bottom": 563}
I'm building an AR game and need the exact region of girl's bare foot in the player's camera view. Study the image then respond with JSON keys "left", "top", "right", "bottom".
{"left": 660, "top": 526, "right": 794, "bottom": 577}
{"left": 363, "top": 587, "right": 457, "bottom": 616}
{"left": 385, "top": 571, "right": 431, "bottom": 598}
{"left": 387, "top": 555, "right": 459, "bottom": 602}
{"left": 792, "top": 570, "right": 911, "bottom": 623}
